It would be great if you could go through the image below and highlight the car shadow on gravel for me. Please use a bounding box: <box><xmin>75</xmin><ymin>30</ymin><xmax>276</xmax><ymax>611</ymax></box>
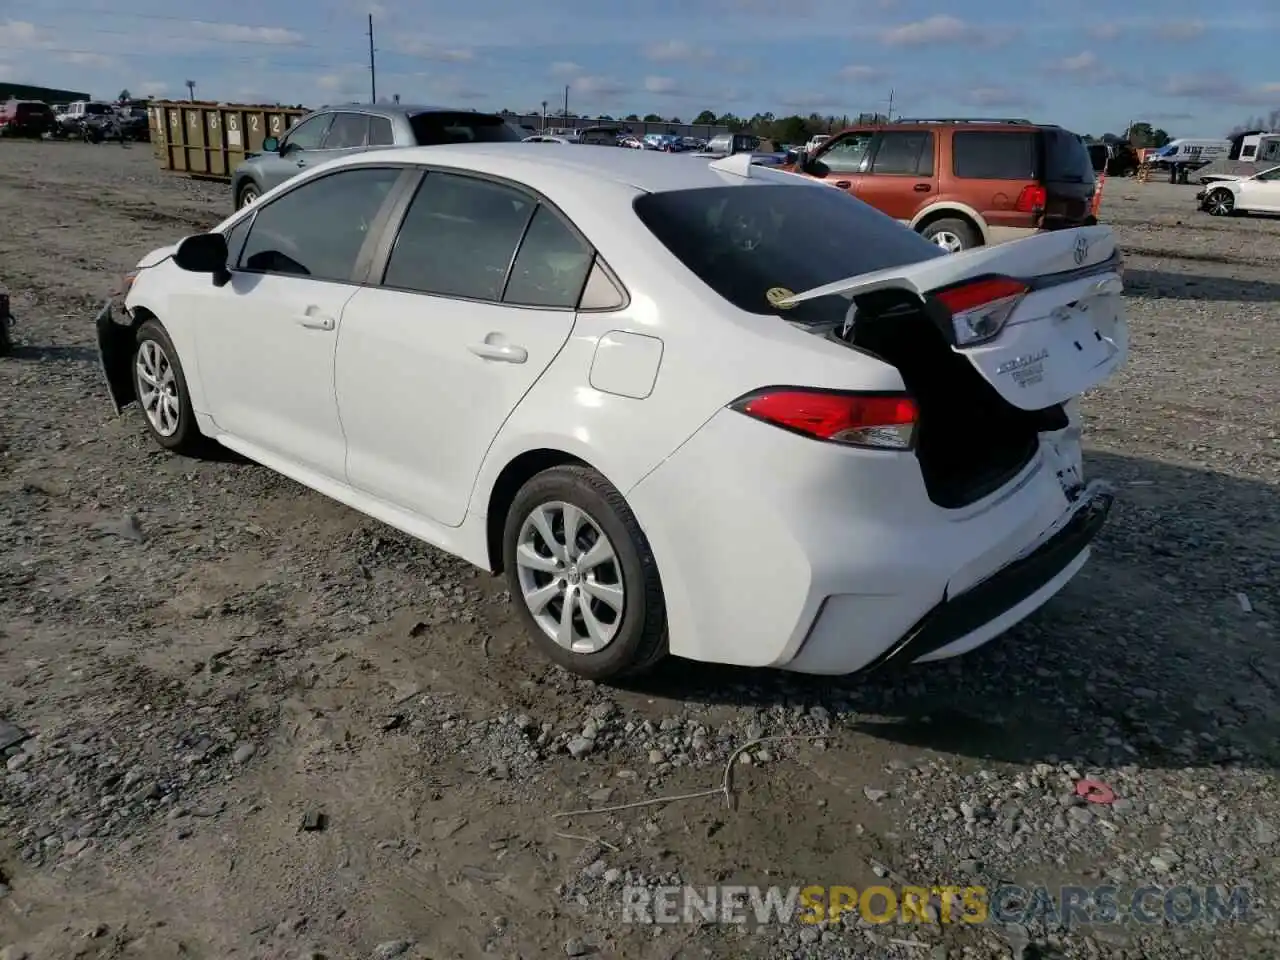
<box><xmin>1123</xmin><ymin>268</ymin><xmax>1280</xmax><ymax>302</ymax></box>
<box><xmin>628</xmin><ymin>450</ymin><xmax>1280</xmax><ymax>772</ymax></box>
<box><xmin>7</xmin><ymin>343</ymin><xmax>100</xmax><ymax>363</ymax></box>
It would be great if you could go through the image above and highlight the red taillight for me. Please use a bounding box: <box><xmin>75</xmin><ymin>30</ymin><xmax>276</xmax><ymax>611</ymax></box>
<box><xmin>1015</xmin><ymin>185</ymin><xmax>1047</xmax><ymax>213</ymax></box>
<box><xmin>731</xmin><ymin>389</ymin><xmax>918</xmax><ymax>450</ymax></box>
<box><xmin>931</xmin><ymin>275</ymin><xmax>1029</xmax><ymax>346</ymax></box>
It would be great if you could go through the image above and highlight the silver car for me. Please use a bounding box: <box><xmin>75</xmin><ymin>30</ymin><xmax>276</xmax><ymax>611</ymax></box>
<box><xmin>230</xmin><ymin>104</ymin><xmax>523</xmax><ymax>209</ymax></box>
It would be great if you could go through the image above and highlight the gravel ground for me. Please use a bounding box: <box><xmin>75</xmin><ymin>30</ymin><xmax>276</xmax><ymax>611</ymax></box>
<box><xmin>0</xmin><ymin>141</ymin><xmax>1277</xmax><ymax>960</ymax></box>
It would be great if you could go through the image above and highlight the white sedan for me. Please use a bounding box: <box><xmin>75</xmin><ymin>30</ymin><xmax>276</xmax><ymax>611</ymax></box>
<box><xmin>95</xmin><ymin>144</ymin><xmax>1127</xmax><ymax>682</ymax></box>
<box><xmin>1197</xmin><ymin>164</ymin><xmax>1280</xmax><ymax>216</ymax></box>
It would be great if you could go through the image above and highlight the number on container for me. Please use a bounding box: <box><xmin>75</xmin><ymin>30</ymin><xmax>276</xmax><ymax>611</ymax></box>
<box><xmin>249</xmin><ymin>115</ymin><xmax>259</xmax><ymax>131</ymax></box>
<box><xmin>228</xmin><ymin>115</ymin><xmax>239</xmax><ymax>132</ymax></box>
<box><xmin>209</xmin><ymin>113</ymin><xmax>219</xmax><ymax>129</ymax></box>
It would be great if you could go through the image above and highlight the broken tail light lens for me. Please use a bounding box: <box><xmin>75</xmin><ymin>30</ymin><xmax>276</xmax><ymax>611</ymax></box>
<box><xmin>730</xmin><ymin>389</ymin><xmax>918</xmax><ymax>450</ymax></box>
<box><xmin>931</xmin><ymin>276</ymin><xmax>1029</xmax><ymax>347</ymax></box>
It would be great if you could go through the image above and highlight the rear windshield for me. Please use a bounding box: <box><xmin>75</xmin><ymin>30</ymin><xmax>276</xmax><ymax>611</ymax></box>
<box><xmin>16</xmin><ymin>102</ymin><xmax>51</xmax><ymax>116</ymax></box>
<box><xmin>408</xmin><ymin>112</ymin><xmax>522</xmax><ymax>145</ymax></box>
<box><xmin>633</xmin><ymin>184</ymin><xmax>944</xmax><ymax>326</ymax></box>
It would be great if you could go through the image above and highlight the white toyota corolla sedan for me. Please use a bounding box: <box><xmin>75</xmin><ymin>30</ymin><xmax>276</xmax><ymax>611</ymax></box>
<box><xmin>95</xmin><ymin>144</ymin><xmax>1127</xmax><ymax>682</ymax></box>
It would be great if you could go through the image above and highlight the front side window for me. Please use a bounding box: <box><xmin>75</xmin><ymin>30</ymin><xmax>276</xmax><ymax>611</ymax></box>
<box><xmin>237</xmin><ymin>167</ymin><xmax>401</xmax><ymax>280</ymax></box>
<box><xmin>818</xmin><ymin>133</ymin><xmax>874</xmax><ymax>173</ymax></box>
<box><xmin>282</xmin><ymin>114</ymin><xmax>332</xmax><ymax>151</ymax></box>
<box><xmin>382</xmin><ymin>172</ymin><xmax>535</xmax><ymax>300</ymax></box>
<box><xmin>324</xmin><ymin>113</ymin><xmax>369</xmax><ymax>149</ymax></box>
<box><xmin>1255</xmin><ymin>166</ymin><xmax>1280</xmax><ymax>182</ymax></box>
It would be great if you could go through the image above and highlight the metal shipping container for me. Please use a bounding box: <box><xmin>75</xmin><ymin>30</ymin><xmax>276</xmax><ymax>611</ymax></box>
<box><xmin>148</xmin><ymin>100</ymin><xmax>308</xmax><ymax>180</ymax></box>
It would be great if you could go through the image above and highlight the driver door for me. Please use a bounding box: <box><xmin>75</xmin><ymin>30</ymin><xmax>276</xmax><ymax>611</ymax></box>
<box><xmin>183</xmin><ymin>165</ymin><xmax>406</xmax><ymax>480</ymax></box>
<box><xmin>257</xmin><ymin>112</ymin><xmax>333</xmax><ymax>192</ymax></box>
<box><xmin>809</xmin><ymin>131</ymin><xmax>874</xmax><ymax>197</ymax></box>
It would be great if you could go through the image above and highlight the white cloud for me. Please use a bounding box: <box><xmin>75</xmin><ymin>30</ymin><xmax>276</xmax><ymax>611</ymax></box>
<box><xmin>391</xmin><ymin>39</ymin><xmax>475</xmax><ymax>61</ymax></box>
<box><xmin>569</xmin><ymin>75</ymin><xmax>627</xmax><ymax>98</ymax></box>
<box><xmin>0</xmin><ymin>20</ymin><xmax>40</xmax><ymax>45</ymax></box>
<box><xmin>1154</xmin><ymin>20</ymin><xmax>1205</xmax><ymax>41</ymax></box>
<box><xmin>549</xmin><ymin>61</ymin><xmax>583</xmax><ymax>77</ymax></box>
<box><xmin>644</xmin><ymin>76</ymin><xmax>680</xmax><ymax>95</ymax></box>
<box><xmin>880</xmin><ymin>16</ymin><xmax>972</xmax><ymax>46</ymax></box>
<box><xmin>1054</xmin><ymin>51</ymin><xmax>1097</xmax><ymax>73</ymax></box>
<box><xmin>838</xmin><ymin>64</ymin><xmax>886</xmax><ymax>82</ymax></box>
<box><xmin>961</xmin><ymin>86</ymin><xmax>1034</xmax><ymax>108</ymax></box>
<box><xmin>60</xmin><ymin>51</ymin><xmax>117</xmax><ymax>69</ymax></box>
<box><xmin>643</xmin><ymin>40</ymin><xmax>712</xmax><ymax>62</ymax></box>
<box><xmin>189</xmin><ymin>22</ymin><xmax>304</xmax><ymax>45</ymax></box>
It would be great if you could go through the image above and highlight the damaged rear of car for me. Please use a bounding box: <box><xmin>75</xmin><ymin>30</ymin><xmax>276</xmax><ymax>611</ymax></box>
<box><xmin>627</xmin><ymin>178</ymin><xmax>1125</xmax><ymax>674</ymax></box>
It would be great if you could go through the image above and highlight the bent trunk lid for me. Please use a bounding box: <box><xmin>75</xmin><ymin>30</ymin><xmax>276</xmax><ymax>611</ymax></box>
<box><xmin>777</xmin><ymin>225</ymin><xmax>1127</xmax><ymax>410</ymax></box>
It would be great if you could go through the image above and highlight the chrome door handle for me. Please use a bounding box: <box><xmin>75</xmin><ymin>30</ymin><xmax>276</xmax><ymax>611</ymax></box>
<box><xmin>468</xmin><ymin>342</ymin><xmax>528</xmax><ymax>363</ymax></box>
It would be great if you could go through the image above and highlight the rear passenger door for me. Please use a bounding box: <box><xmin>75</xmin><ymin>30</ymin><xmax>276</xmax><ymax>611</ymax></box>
<box><xmin>854</xmin><ymin>129</ymin><xmax>936</xmax><ymax>221</ymax></box>
<box><xmin>335</xmin><ymin>170</ymin><xmax>597</xmax><ymax>526</ymax></box>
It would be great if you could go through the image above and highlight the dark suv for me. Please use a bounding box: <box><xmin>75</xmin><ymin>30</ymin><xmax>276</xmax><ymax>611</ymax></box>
<box><xmin>0</xmin><ymin>100</ymin><xmax>54</xmax><ymax>138</ymax></box>
<box><xmin>787</xmin><ymin>118</ymin><xmax>1099</xmax><ymax>252</ymax></box>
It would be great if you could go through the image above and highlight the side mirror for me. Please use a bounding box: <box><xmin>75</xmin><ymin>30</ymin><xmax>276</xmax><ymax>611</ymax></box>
<box><xmin>262</xmin><ymin>136</ymin><xmax>280</xmax><ymax>153</ymax></box>
<box><xmin>174</xmin><ymin>232</ymin><xmax>229</xmax><ymax>274</ymax></box>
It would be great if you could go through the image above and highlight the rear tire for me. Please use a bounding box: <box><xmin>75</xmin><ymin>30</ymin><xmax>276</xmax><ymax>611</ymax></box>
<box><xmin>503</xmin><ymin>466</ymin><xmax>668</xmax><ymax>682</ymax></box>
<box><xmin>132</xmin><ymin>319</ymin><xmax>209</xmax><ymax>456</ymax></box>
<box><xmin>920</xmin><ymin>217</ymin><xmax>979</xmax><ymax>253</ymax></box>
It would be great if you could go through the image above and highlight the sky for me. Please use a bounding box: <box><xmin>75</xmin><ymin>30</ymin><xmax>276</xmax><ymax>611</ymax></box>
<box><xmin>1</xmin><ymin>0</ymin><xmax>1278</xmax><ymax>137</ymax></box>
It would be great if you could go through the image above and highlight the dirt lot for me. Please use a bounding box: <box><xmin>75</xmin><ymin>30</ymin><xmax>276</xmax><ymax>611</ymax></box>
<box><xmin>1</xmin><ymin>141</ymin><xmax>1277</xmax><ymax>960</ymax></box>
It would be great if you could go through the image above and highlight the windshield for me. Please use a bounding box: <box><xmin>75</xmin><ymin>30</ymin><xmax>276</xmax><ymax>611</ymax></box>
<box><xmin>85</xmin><ymin>103</ymin><xmax>113</xmax><ymax>115</ymax></box>
<box><xmin>408</xmin><ymin>112</ymin><xmax>522</xmax><ymax>145</ymax></box>
<box><xmin>633</xmin><ymin>184</ymin><xmax>944</xmax><ymax>326</ymax></box>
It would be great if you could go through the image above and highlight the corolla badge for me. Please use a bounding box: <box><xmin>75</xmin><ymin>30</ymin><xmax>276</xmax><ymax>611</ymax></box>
<box><xmin>1073</xmin><ymin>235</ymin><xmax>1090</xmax><ymax>265</ymax></box>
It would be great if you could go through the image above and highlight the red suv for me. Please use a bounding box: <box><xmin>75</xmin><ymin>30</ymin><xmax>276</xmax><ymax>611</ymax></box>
<box><xmin>788</xmin><ymin>118</ymin><xmax>1099</xmax><ymax>252</ymax></box>
<box><xmin>0</xmin><ymin>99</ymin><xmax>55</xmax><ymax>139</ymax></box>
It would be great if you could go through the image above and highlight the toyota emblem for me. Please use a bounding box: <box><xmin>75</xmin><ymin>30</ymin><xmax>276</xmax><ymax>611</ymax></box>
<box><xmin>1073</xmin><ymin>235</ymin><xmax>1089</xmax><ymax>265</ymax></box>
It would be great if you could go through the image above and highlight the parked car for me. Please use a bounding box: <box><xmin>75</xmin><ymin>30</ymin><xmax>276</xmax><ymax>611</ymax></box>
<box><xmin>523</xmin><ymin>135</ymin><xmax>572</xmax><ymax>144</ymax></box>
<box><xmin>788</xmin><ymin>117</ymin><xmax>1099</xmax><ymax>252</ymax></box>
<box><xmin>115</xmin><ymin>105</ymin><xmax>151</xmax><ymax>142</ymax></box>
<box><xmin>0</xmin><ymin>99</ymin><xmax>55</xmax><ymax>138</ymax></box>
<box><xmin>230</xmin><ymin>104</ymin><xmax>523</xmax><ymax>209</ymax></box>
<box><xmin>1197</xmin><ymin>164</ymin><xmax>1280</xmax><ymax>216</ymax></box>
<box><xmin>53</xmin><ymin>100</ymin><xmax>116</xmax><ymax>139</ymax></box>
<box><xmin>95</xmin><ymin>145</ymin><xmax>1126</xmax><ymax>681</ymax></box>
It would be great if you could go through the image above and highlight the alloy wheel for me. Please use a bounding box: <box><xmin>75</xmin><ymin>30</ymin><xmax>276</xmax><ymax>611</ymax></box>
<box><xmin>1208</xmin><ymin>190</ymin><xmax>1234</xmax><ymax>216</ymax></box>
<box><xmin>514</xmin><ymin>501</ymin><xmax>625</xmax><ymax>654</ymax></box>
<box><xmin>931</xmin><ymin>230</ymin><xmax>964</xmax><ymax>253</ymax></box>
<box><xmin>135</xmin><ymin>339</ymin><xmax>180</xmax><ymax>437</ymax></box>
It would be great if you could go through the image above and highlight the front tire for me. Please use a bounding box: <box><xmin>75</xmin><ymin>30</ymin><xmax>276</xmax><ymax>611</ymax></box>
<box><xmin>236</xmin><ymin>182</ymin><xmax>260</xmax><ymax>209</ymax></box>
<box><xmin>920</xmin><ymin>217</ymin><xmax>978</xmax><ymax>253</ymax></box>
<box><xmin>132</xmin><ymin>319</ymin><xmax>208</xmax><ymax>455</ymax></box>
<box><xmin>503</xmin><ymin>466</ymin><xmax>667</xmax><ymax>682</ymax></box>
<box><xmin>1204</xmin><ymin>188</ymin><xmax>1235</xmax><ymax>217</ymax></box>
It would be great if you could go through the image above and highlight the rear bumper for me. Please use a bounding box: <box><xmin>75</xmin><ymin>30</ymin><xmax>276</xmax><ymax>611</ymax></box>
<box><xmin>861</xmin><ymin>487</ymin><xmax>1111</xmax><ymax>670</ymax></box>
<box><xmin>627</xmin><ymin>407</ymin><xmax>1107</xmax><ymax>675</ymax></box>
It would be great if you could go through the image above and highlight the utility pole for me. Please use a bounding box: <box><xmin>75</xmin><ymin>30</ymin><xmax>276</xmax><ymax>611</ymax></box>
<box><xmin>563</xmin><ymin>85</ymin><xmax>569</xmax><ymax>121</ymax></box>
<box><xmin>885</xmin><ymin>88</ymin><xmax>895</xmax><ymax>122</ymax></box>
<box><xmin>185</xmin><ymin>79</ymin><xmax>196</xmax><ymax>102</ymax></box>
<box><xmin>368</xmin><ymin>14</ymin><xmax>377</xmax><ymax>104</ymax></box>
<box><xmin>541</xmin><ymin>100</ymin><xmax>548</xmax><ymax>131</ymax></box>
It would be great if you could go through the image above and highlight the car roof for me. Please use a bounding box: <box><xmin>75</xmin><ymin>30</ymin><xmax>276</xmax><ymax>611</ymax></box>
<box><xmin>328</xmin><ymin>141</ymin><xmax>773</xmax><ymax>193</ymax></box>
<box><xmin>308</xmin><ymin>103</ymin><xmax>503</xmax><ymax>119</ymax></box>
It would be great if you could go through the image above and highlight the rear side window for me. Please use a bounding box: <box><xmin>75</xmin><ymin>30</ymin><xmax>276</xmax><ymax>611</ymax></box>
<box><xmin>952</xmin><ymin>131</ymin><xmax>1037</xmax><ymax>180</ymax></box>
<box><xmin>324</xmin><ymin>113</ymin><xmax>369</xmax><ymax>149</ymax></box>
<box><xmin>870</xmin><ymin>131</ymin><xmax>934</xmax><ymax>176</ymax></box>
<box><xmin>502</xmin><ymin>206</ymin><xmax>594</xmax><ymax>308</ymax></box>
<box><xmin>633</xmin><ymin>184</ymin><xmax>944</xmax><ymax>327</ymax></box>
<box><xmin>383</xmin><ymin>172</ymin><xmax>535</xmax><ymax>300</ymax></box>
<box><xmin>369</xmin><ymin>116</ymin><xmax>394</xmax><ymax>146</ymax></box>
<box><xmin>408</xmin><ymin>112</ymin><xmax>522</xmax><ymax>145</ymax></box>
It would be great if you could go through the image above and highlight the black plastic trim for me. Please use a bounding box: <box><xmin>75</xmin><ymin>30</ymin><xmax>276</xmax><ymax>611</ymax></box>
<box><xmin>860</xmin><ymin>490</ymin><xmax>1113</xmax><ymax>672</ymax></box>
